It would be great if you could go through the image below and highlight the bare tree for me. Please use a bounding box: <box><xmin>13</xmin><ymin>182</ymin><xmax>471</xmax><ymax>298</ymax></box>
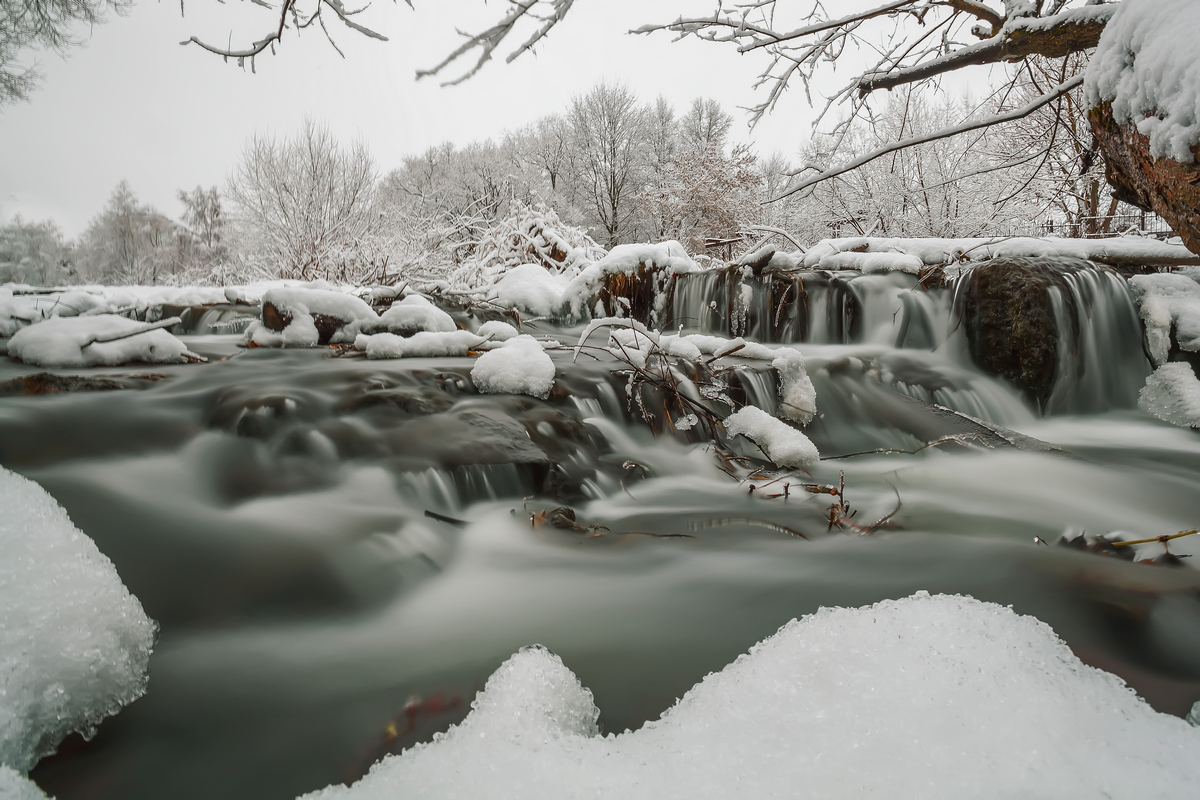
<box><xmin>0</xmin><ymin>0</ymin><xmax>130</xmax><ymax>103</ymax></box>
<box><xmin>679</xmin><ymin>97</ymin><xmax>733</xmax><ymax>153</ymax></box>
<box><xmin>77</xmin><ymin>181</ymin><xmax>178</xmax><ymax>284</ymax></box>
<box><xmin>567</xmin><ymin>81</ymin><xmax>647</xmax><ymax>247</ymax></box>
<box><xmin>228</xmin><ymin>119</ymin><xmax>377</xmax><ymax>280</ymax></box>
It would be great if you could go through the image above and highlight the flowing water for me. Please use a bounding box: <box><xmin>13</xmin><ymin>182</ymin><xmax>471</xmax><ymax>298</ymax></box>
<box><xmin>6</xmin><ymin>266</ymin><xmax>1200</xmax><ymax>799</ymax></box>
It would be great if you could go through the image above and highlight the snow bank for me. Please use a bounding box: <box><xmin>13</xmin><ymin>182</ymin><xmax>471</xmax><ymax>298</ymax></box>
<box><xmin>724</xmin><ymin>405</ymin><xmax>819</xmax><ymax>469</ymax></box>
<box><xmin>488</xmin><ymin>264</ymin><xmax>569</xmax><ymax>317</ymax></box>
<box><xmin>1086</xmin><ymin>0</ymin><xmax>1200</xmax><ymax>163</ymax></box>
<box><xmin>470</xmin><ymin>335</ymin><xmax>556</xmax><ymax>399</ymax></box>
<box><xmin>1139</xmin><ymin>362</ymin><xmax>1200</xmax><ymax>428</ymax></box>
<box><xmin>1129</xmin><ymin>271</ymin><xmax>1200</xmax><ymax>365</ymax></box>
<box><xmin>772</xmin><ymin>348</ymin><xmax>817</xmax><ymax>424</ymax></box>
<box><xmin>804</xmin><ymin>235</ymin><xmax>1195</xmax><ymax>270</ymax></box>
<box><xmin>377</xmin><ymin>295</ymin><xmax>456</xmax><ymax>335</ymax></box>
<box><xmin>302</xmin><ymin>592</ymin><xmax>1200</xmax><ymax>800</ymax></box>
<box><xmin>353</xmin><ymin>330</ymin><xmax>485</xmax><ymax>360</ymax></box>
<box><xmin>1</xmin><ymin>468</ymin><xmax>155</xmax><ymax>775</ymax></box>
<box><xmin>7</xmin><ymin>315</ymin><xmax>194</xmax><ymax>368</ymax></box>
<box><xmin>563</xmin><ymin>241</ymin><xmax>700</xmax><ymax>318</ymax></box>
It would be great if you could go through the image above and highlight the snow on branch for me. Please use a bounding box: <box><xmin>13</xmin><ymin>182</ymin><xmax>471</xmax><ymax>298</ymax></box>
<box><xmin>416</xmin><ymin>0</ymin><xmax>577</xmax><ymax>86</ymax></box>
<box><xmin>777</xmin><ymin>75</ymin><xmax>1084</xmax><ymax>201</ymax></box>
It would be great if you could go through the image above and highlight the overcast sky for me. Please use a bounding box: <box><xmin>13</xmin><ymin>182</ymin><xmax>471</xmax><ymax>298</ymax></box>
<box><xmin>0</xmin><ymin>0</ymin><xmax>846</xmax><ymax>237</ymax></box>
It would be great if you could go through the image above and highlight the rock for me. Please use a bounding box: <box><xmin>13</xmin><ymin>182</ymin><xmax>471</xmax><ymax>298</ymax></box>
<box><xmin>261</xmin><ymin>302</ymin><xmax>348</xmax><ymax>346</ymax></box>
<box><xmin>1089</xmin><ymin>101</ymin><xmax>1200</xmax><ymax>255</ymax></box>
<box><xmin>0</xmin><ymin>372</ymin><xmax>166</xmax><ymax>397</ymax></box>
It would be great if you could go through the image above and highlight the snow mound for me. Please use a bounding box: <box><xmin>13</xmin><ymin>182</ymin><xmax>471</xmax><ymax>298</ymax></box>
<box><xmin>488</xmin><ymin>264</ymin><xmax>568</xmax><ymax>317</ymax></box>
<box><xmin>1</xmin><ymin>468</ymin><xmax>156</xmax><ymax>774</ymax></box>
<box><xmin>724</xmin><ymin>405</ymin><xmax>820</xmax><ymax>469</ymax></box>
<box><xmin>772</xmin><ymin>348</ymin><xmax>817</xmax><ymax>424</ymax></box>
<box><xmin>1139</xmin><ymin>362</ymin><xmax>1200</xmax><ymax>428</ymax></box>
<box><xmin>353</xmin><ymin>330</ymin><xmax>485</xmax><ymax>360</ymax></box>
<box><xmin>471</xmin><ymin>335</ymin><xmax>555</xmax><ymax>399</ymax></box>
<box><xmin>7</xmin><ymin>315</ymin><xmax>194</xmax><ymax>368</ymax></box>
<box><xmin>1129</xmin><ymin>272</ymin><xmax>1200</xmax><ymax>365</ymax></box>
<box><xmin>0</xmin><ymin>289</ymin><xmax>115</xmax><ymax>337</ymax></box>
<box><xmin>301</xmin><ymin>592</ymin><xmax>1200</xmax><ymax>800</ymax></box>
<box><xmin>1086</xmin><ymin>0</ymin><xmax>1200</xmax><ymax>163</ymax></box>
<box><xmin>475</xmin><ymin>320</ymin><xmax>518</xmax><ymax>342</ymax></box>
<box><xmin>377</xmin><ymin>295</ymin><xmax>456</xmax><ymax>334</ymax></box>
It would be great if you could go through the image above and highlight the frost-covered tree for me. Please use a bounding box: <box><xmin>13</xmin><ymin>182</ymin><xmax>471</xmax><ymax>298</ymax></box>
<box><xmin>76</xmin><ymin>181</ymin><xmax>177</xmax><ymax>284</ymax></box>
<box><xmin>0</xmin><ymin>216</ymin><xmax>74</xmax><ymax>285</ymax></box>
<box><xmin>679</xmin><ymin>97</ymin><xmax>733</xmax><ymax>153</ymax></box>
<box><xmin>228</xmin><ymin>120</ymin><xmax>377</xmax><ymax>280</ymax></box>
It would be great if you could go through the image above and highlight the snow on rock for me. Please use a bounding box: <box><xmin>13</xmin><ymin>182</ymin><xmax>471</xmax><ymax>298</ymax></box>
<box><xmin>818</xmin><ymin>250</ymin><xmax>924</xmax><ymax>274</ymax></box>
<box><xmin>681</xmin><ymin>334</ymin><xmax>779</xmax><ymax>361</ymax></box>
<box><xmin>475</xmin><ymin>320</ymin><xmax>519</xmax><ymax>342</ymax></box>
<box><xmin>377</xmin><ymin>295</ymin><xmax>457</xmax><ymax>335</ymax></box>
<box><xmin>248</xmin><ymin>287</ymin><xmax>379</xmax><ymax>347</ymax></box>
<box><xmin>301</xmin><ymin>592</ymin><xmax>1200</xmax><ymax>800</ymax></box>
<box><xmin>1129</xmin><ymin>271</ymin><xmax>1200</xmax><ymax>365</ymax></box>
<box><xmin>7</xmin><ymin>315</ymin><xmax>194</xmax><ymax>368</ymax></box>
<box><xmin>488</xmin><ymin>264</ymin><xmax>569</xmax><ymax>317</ymax></box>
<box><xmin>804</xmin><ymin>236</ymin><xmax>1196</xmax><ymax>270</ymax></box>
<box><xmin>353</xmin><ymin>330</ymin><xmax>485</xmax><ymax>360</ymax></box>
<box><xmin>1086</xmin><ymin>0</ymin><xmax>1200</xmax><ymax>163</ymax></box>
<box><xmin>723</xmin><ymin>405</ymin><xmax>819</xmax><ymax>469</ymax></box>
<box><xmin>772</xmin><ymin>348</ymin><xmax>817</xmax><ymax>424</ymax></box>
<box><xmin>471</xmin><ymin>335</ymin><xmax>556</xmax><ymax>400</ymax></box>
<box><xmin>563</xmin><ymin>241</ymin><xmax>700</xmax><ymax>318</ymax></box>
<box><xmin>1</xmin><ymin>468</ymin><xmax>155</xmax><ymax>775</ymax></box>
<box><xmin>1139</xmin><ymin>362</ymin><xmax>1200</xmax><ymax>428</ymax></box>
<box><xmin>0</xmin><ymin>290</ymin><xmax>115</xmax><ymax>337</ymax></box>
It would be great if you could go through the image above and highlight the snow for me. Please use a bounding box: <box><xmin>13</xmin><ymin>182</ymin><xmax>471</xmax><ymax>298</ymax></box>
<box><xmin>377</xmin><ymin>294</ymin><xmax>457</xmax><ymax>334</ymax></box>
<box><xmin>817</xmin><ymin>250</ymin><xmax>924</xmax><ymax>274</ymax></box>
<box><xmin>247</xmin><ymin>286</ymin><xmax>379</xmax><ymax>348</ymax></box>
<box><xmin>470</xmin><ymin>335</ymin><xmax>556</xmax><ymax>400</ymax></box>
<box><xmin>680</xmin><ymin>334</ymin><xmax>779</xmax><ymax>361</ymax></box>
<box><xmin>0</xmin><ymin>289</ymin><xmax>116</xmax><ymax>337</ymax></box>
<box><xmin>0</xmin><ymin>767</ymin><xmax>47</xmax><ymax>800</ymax></box>
<box><xmin>1129</xmin><ymin>271</ymin><xmax>1200</xmax><ymax>365</ymax></box>
<box><xmin>1139</xmin><ymin>363</ymin><xmax>1200</xmax><ymax>428</ymax></box>
<box><xmin>1</xmin><ymin>468</ymin><xmax>155</xmax><ymax>775</ymax></box>
<box><xmin>1086</xmin><ymin>0</ymin><xmax>1200</xmax><ymax>163</ymax></box>
<box><xmin>804</xmin><ymin>235</ymin><xmax>1196</xmax><ymax>270</ymax></box>
<box><xmin>724</xmin><ymin>405</ymin><xmax>820</xmax><ymax>469</ymax></box>
<box><xmin>488</xmin><ymin>264</ymin><xmax>569</xmax><ymax>317</ymax></box>
<box><xmin>7</xmin><ymin>315</ymin><xmax>195</xmax><ymax>368</ymax></box>
<box><xmin>563</xmin><ymin>241</ymin><xmax>699</xmax><ymax>318</ymax></box>
<box><xmin>353</xmin><ymin>330</ymin><xmax>485</xmax><ymax>360</ymax></box>
<box><xmin>301</xmin><ymin>592</ymin><xmax>1200</xmax><ymax>800</ymax></box>
<box><xmin>772</xmin><ymin>348</ymin><xmax>817</xmax><ymax>424</ymax></box>
<box><xmin>475</xmin><ymin>320</ymin><xmax>519</xmax><ymax>342</ymax></box>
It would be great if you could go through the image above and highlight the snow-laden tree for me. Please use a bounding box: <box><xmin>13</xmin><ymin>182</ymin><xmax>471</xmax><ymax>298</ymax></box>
<box><xmin>0</xmin><ymin>216</ymin><xmax>74</xmax><ymax>285</ymax></box>
<box><xmin>227</xmin><ymin>119</ymin><xmax>377</xmax><ymax>281</ymax></box>
<box><xmin>76</xmin><ymin>181</ymin><xmax>178</xmax><ymax>284</ymax></box>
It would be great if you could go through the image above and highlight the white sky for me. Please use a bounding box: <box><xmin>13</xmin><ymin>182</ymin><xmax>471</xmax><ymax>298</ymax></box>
<box><xmin>0</xmin><ymin>0</ymin><xmax>833</xmax><ymax>237</ymax></box>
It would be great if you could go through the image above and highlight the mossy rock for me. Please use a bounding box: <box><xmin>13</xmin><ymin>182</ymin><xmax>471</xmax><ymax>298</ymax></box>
<box><xmin>961</xmin><ymin>257</ymin><xmax>1088</xmax><ymax>409</ymax></box>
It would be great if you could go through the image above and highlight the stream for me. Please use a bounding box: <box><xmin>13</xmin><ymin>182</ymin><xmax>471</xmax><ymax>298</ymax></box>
<box><xmin>5</xmin><ymin>264</ymin><xmax>1200</xmax><ymax>799</ymax></box>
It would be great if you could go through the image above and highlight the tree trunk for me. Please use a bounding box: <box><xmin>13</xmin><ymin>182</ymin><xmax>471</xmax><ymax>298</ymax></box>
<box><xmin>1089</xmin><ymin>101</ymin><xmax>1200</xmax><ymax>254</ymax></box>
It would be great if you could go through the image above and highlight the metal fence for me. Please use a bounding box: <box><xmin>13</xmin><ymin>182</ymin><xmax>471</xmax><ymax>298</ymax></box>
<box><xmin>1037</xmin><ymin>212</ymin><xmax>1175</xmax><ymax>240</ymax></box>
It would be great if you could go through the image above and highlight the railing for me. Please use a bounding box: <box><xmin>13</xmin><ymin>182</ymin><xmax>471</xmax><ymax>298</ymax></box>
<box><xmin>1038</xmin><ymin>212</ymin><xmax>1175</xmax><ymax>240</ymax></box>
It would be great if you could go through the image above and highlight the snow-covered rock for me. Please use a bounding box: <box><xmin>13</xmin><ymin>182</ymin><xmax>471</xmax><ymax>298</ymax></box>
<box><xmin>377</xmin><ymin>294</ymin><xmax>457</xmax><ymax>335</ymax></box>
<box><xmin>723</xmin><ymin>405</ymin><xmax>820</xmax><ymax>469</ymax></box>
<box><xmin>563</xmin><ymin>241</ymin><xmax>700</xmax><ymax>318</ymax></box>
<box><xmin>475</xmin><ymin>320</ymin><xmax>519</xmax><ymax>342</ymax></box>
<box><xmin>471</xmin><ymin>335</ymin><xmax>556</xmax><ymax>400</ymax></box>
<box><xmin>300</xmin><ymin>592</ymin><xmax>1200</xmax><ymax>800</ymax></box>
<box><xmin>1139</xmin><ymin>362</ymin><xmax>1200</xmax><ymax>428</ymax></box>
<box><xmin>772</xmin><ymin>348</ymin><xmax>817</xmax><ymax>424</ymax></box>
<box><xmin>353</xmin><ymin>330</ymin><xmax>485</xmax><ymax>360</ymax></box>
<box><xmin>7</xmin><ymin>315</ymin><xmax>195</xmax><ymax>368</ymax></box>
<box><xmin>488</xmin><ymin>264</ymin><xmax>569</xmax><ymax>317</ymax></box>
<box><xmin>1086</xmin><ymin>0</ymin><xmax>1200</xmax><ymax>163</ymax></box>
<box><xmin>249</xmin><ymin>287</ymin><xmax>379</xmax><ymax>347</ymax></box>
<box><xmin>1</xmin><ymin>468</ymin><xmax>156</xmax><ymax>775</ymax></box>
<box><xmin>1129</xmin><ymin>271</ymin><xmax>1200</xmax><ymax>365</ymax></box>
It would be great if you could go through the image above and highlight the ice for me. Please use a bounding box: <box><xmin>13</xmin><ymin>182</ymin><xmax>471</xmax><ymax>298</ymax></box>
<box><xmin>723</xmin><ymin>405</ymin><xmax>820</xmax><ymax>469</ymax></box>
<box><xmin>474</xmin><ymin>320</ymin><xmax>519</xmax><ymax>342</ymax></box>
<box><xmin>488</xmin><ymin>264</ymin><xmax>569</xmax><ymax>317</ymax></box>
<box><xmin>1086</xmin><ymin>0</ymin><xmax>1200</xmax><ymax>163</ymax></box>
<box><xmin>1</xmin><ymin>468</ymin><xmax>156</xmax><ymax>775</ymax></box>
<box><xmin>377</xmin><ymin>295</ymin><xmax>456</xmax><ymax>334</ymax></box>
<box><xmin>772</xmin><ymin>347</ymin><xmax>817</xmax><ymax>424</ymax></box>
<box><xmin>0</xmin><ymin>767</ymin><xmax>47</xmax><ymax>800</ymax></box>
<box><xmin>470</xmin><ymin>335</ymin><xmax>556</xmax><ymax>399</ymax></box>
<box><xmin>1129</xmin><ymin>272</ymin><xmax>1200</xmax><ymax>366</ymax></box>
<box><xmin>352</xmin><ymin>330</ymin><xmax>485</xmax><ymax>360</ymax></box>
<box><xmin>301</xmin><ymin>592</ymin><xmax>1200</xmax><ymax>800</ymax></box>
<box><xmin>1138</xmin><ymin>362</ymin><xmax>1200</xmax><ymax>428</ymax></box>
<box><xmin>6</xmin><ymin>315</ymin><xmax>195</xmax><ymax>368</ymax></box>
